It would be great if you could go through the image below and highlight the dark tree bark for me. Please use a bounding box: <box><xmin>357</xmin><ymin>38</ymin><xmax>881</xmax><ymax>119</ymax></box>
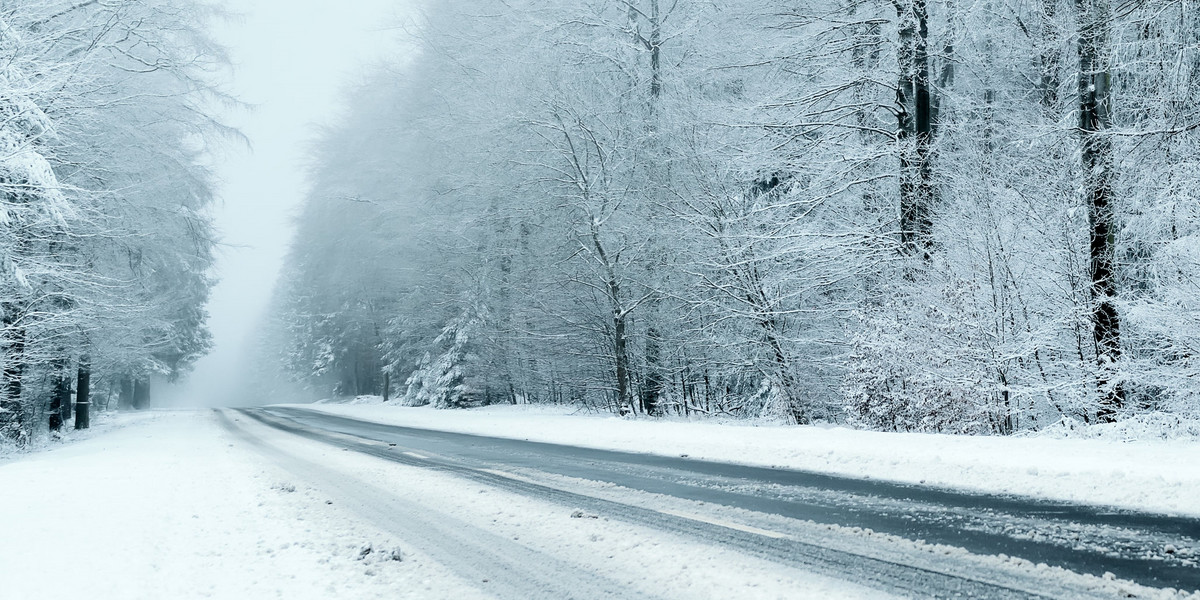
<box><xmin>642</xmin><ymin>327</ymin><xmax>663</xmax><ymax>416</ymax></box>
<box><xmin>612</xmin><ymin>295</ymin><xmax>633</xmax><ymax>415</ymax></box>
<box><xmin>75</xmin><ymin>356</ymin><xmax>91</xmax><ymax>430</ymax></box>
<box><xmin>49</xmin><ymin>360</ymin><xmax>71</xmax><ymax>432</ymax></box>
<box><xmin>118</xmin><ymin>375</ymin><xmax>135</xmax><ymax>410</ymax></box>
<box><xmin>132</xmin><ymin>378</ymin><xmax>150</xmax><ymax>410</ymax></box>
<box><xmin>587</xmin><ymin>218</ymin><xmax>636</xmax><ymax>415</ymax></box>
<box><xmin>0</xmin><ymin>311</ymin><xmax>27</xmax><ymax>442</ymax></box>
<box><xmin>61</xmin><ymin>367</ymin><xmax>73</xmax><ymax>424</ymax></box>
<box><xmin>1076</xmin><ymin>0</ymin><xmax>1123</xmax><ymax>420</ymax></box>
<box><xmin>896</xmin><ymin>0</ymin><xmax>936</xmax><ymax>258</ymax></box>
<box><xmin>49</xmin><ymin>396</ymin><xmax>62</xmax><ymax>432</ymax></box>
<box><xmin>382</xmin><ymin>371</ymin><xmax>390</xmax><ymax>402</ymax></box>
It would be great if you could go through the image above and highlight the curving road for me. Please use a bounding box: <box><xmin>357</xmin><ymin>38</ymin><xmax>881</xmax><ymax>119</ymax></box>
<box><xmin>227</xmin><ymin>406</ymin><xmax>1200</xmax><ymax>599</ymax></box>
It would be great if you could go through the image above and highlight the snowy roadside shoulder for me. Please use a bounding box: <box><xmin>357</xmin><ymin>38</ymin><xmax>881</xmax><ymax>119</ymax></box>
<box><xmin>286</xmin><ymin>400</ymin><xmax>1200</xmax><ymax>518</ymax></box>
<box><xmin>0</xmin><ymin>409</ymin><xmax>484</xmax><ymax>600</ymax></box>
<box><xmin>0</xmin><ymin>409</ymin><xmax>160</xmax><ymax>462</ymax></box>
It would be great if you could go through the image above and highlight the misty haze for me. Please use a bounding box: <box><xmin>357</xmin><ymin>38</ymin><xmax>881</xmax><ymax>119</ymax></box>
<box><xmin>1</xmin><ymin>0</ymin><xmax>1199</xmax><ymax>599</ymax></box>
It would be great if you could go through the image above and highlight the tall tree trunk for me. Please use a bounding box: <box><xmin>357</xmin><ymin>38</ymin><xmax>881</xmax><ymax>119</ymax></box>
<box><xmin>49</xmin><ymin>393</ymin><xmax>62</xmax><ymax>432</ymax></box>
<box><xmin>133</xmin><ymin>378</ymin><xmax>150</xmax><ymax>410</ymax></box>
<box><xmin>75</xmin><ymin>356</ymin><xmax>91</xmax><ymax>430</ymax></box>
<box><xmin>612</xmin><ymin>294</ymin><xmax>633</xmax><ymax>415</ymax></box>
<box><xmin>382</xmin><ymin>371</ymin><xmax>390</xmax><ymax>402</ymax></box>
<box><xmin>61</xmin><ymin>364</ymin><xmax>73</xmax><ymax>424</ymax></box>
<box><xmin>118</xmin><ymin>375</ymin><xmax>135</xmax><ymax>410</ymax></box>
<box><xmin>753</xmin><ymin>290</ymin><xmax>806</xmax><ymax>424</ymax></box>
<box><xmin>896</xmin><ymin>0</ymin><xmax>936</xmax><ymax>258</ymax></box>
<box><xmin>642</xmin><ymin>327</ymin><xmax>663</xmax><ymax>416</ymax></box>
<box><xmin>49</xmin><ymin>359</ymin><xmax>71</xmax><ymax>432</ymax></box>
<box><xmin>1077</xmin><ymin>0</ymin><xmax>1123</xmax><ymax>420</ymax></box>
<box><xmin>0</xmin><ymin>312</ymin><xmax>27</xmax><ymax>442</ymax></box>
<box><xmin>588</xmin><ymin>219</ymin><xmax>635</xmax><ymax>415</ymax></box>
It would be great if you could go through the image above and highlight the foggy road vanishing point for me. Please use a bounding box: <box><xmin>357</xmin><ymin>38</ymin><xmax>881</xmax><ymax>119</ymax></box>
<box><xmin>217</xmin><ymin>407</ymin><xmax>1200</xmax><ymax>600</ymax></box>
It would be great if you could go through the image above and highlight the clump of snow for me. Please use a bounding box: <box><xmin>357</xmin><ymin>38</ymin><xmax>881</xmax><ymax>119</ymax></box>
<box><xmin>357</xmin><ymin>542</ymin><xmax>404</xmax><ymax>563</ymax></box>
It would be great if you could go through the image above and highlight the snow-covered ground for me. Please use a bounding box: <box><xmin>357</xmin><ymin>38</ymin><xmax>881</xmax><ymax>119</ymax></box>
<box><xmin>0</xmin><ymin>411</ymin><xmax>484</xmax><ymax>600</ymax></box>
<box><xmin>0</xmin><ymin>410</ymin><xmax>156</xmax><ymax>459</ymax></box>
<box><xmin>0</xmin><ymin>409</ymin><xmax>895</xmax><ymax>600</ymax></box>
<box><xmin>293</xmin><ymin>399</ymin><xmax>1200</xmax><ymax>517</ymax></box>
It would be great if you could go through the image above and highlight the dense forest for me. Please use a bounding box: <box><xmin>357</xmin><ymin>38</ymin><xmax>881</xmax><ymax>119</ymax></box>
<box><xmin>0</xmin><ymin>0</ymin><xmax>228</xmax><ymax>444</ymax></box>
<box><xmin>255</xmin><ymin>0</ymin><xmax>1199</xmax><ymax>435</ymax></box>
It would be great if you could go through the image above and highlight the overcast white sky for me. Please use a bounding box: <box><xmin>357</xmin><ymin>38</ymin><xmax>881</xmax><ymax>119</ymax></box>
<box><xmin>168</xmin><ymin>0</ymin><xmax>415</xmax><ymax>406</ymax></box>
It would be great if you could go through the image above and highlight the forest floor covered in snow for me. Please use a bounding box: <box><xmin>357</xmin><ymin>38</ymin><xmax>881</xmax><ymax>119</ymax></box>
<box><xmin>295</xmin><ymin>399</ymin><xmax>1200</xmax><ymax>518</ymax></box>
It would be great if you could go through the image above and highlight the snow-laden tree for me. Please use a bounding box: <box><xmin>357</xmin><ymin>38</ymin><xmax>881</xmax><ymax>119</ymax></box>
<box><xmin>259</xmin><ymin>0</ymin><xmax>1200</xmax><ymax>436</ymax></box>
<box><xmin>0</xmin><ymin>0</ymin><xmax>231</xmax><ymax>442</ymax></box>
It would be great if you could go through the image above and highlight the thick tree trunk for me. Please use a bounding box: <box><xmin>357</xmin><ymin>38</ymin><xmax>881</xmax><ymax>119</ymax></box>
<box><xmin>0</xmin><ymin>314</ymin><xmax>27</xmax><ymax>442</ymax></box>
<box><xmin>1077</xmin><ymin>0</ymin><xmax>1123</xmax><ymax>420</ymax></box>
<box><xmin>642</xmin><ymin>327</ymin><xmax>663</xmax><ymax>416</ymax></box>
<box><xmin>118</xmin><ymin>375</ymin><xmax>134</xmax><ymax>410</ymax></box>
<box><xmin>49</xmin><ymin>395</ymin><xmax>62</xmax><ymax>432</ymax></box>
<box><xmin>612</xmin><ymin>299</ymin><xmax>633</xmax><ymax>415</ymax></box>
<box><xmin>61</xmin><ymin>367</ymin><xmax>73</xmax><ymax>424</ymax></box>
<box><xmin>896</xmin><ymin>0</ymin><xmax>935</xmax><ymax>258</ymax></box>
<box><xmin>75</xmin><ymin>357</ymin><xmax>91</xmax><ymax>430</ymax></box>
<box><xmin>49</xmin><ymin>361</ymin><xmax>71</xmax><ymax>432</ymax></box>
<box><xmin>382</xmin><ymin>371</ymin><xmax>390</xmax><ymax>402</ymax></box>
<box><xmin>133</xmin><ymin>378</ymin><xmax>150</xmax><ymax>410</ymax></box>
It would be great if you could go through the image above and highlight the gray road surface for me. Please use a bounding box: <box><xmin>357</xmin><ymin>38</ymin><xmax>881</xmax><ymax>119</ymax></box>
<box><xmin>229</xmin><ymin>406</ymin><xmax>1200</xmax><ymax>599</ymax></box>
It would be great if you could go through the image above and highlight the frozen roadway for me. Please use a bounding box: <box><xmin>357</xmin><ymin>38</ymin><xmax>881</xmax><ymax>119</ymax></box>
<box><xmin>213</xmin><ymin>406</ymin><xmax>1200</xmax><ymax>600</ymax></box>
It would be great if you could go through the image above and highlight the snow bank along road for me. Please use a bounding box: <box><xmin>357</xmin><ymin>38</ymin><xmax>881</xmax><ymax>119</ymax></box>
<box><xmin>233</xmin><ymin>406</ymin><xmax>1200</xmax><ymax>599</ymax></box>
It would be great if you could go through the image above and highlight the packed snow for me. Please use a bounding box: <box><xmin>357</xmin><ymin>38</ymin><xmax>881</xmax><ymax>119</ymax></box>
<box><xmin>0</xmin><ymin>409</ymin><xmax>899</xmax><ymax>600</ymax></box>
<box><xmin>229</xmin><ymin>409</ymin><xmax>901</xmax><ymax>600</ymax></box>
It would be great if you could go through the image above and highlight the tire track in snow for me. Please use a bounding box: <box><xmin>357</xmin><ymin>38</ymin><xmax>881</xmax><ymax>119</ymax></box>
<box><xmin>215</xmin><ymin>410</ymin><xmax>658</xmax><ymax>600</ymax></box>
<box><xmin>236</xmin><ymin>408</ymin><xmax>1063</xmax><ymax>600</ymax></box>
<box><xmin>261</xmin><ymin>405</ymin><xmax>1200</xmax><ymax>594</ymax></box>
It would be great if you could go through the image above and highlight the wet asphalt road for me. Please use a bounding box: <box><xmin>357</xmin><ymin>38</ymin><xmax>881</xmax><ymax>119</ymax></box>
<box><xmin>249</xmin><ymin>406</ymin><xmax>1200</xmax><ymax>597</ymax></box>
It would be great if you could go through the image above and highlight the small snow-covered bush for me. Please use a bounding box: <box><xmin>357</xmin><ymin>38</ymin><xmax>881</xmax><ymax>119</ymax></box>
<box><xmin>843</xmin><ymin>283</ymin><xmax>1009</xmax><ymax>435</ymax></box>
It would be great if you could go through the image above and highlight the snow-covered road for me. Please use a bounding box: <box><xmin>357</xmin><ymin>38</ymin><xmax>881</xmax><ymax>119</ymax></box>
<box><xmin>0</xmin><ymin>410</ymin><xmax>888</xmax><ymax>599</ymax></box>
<box><xmin>243</xmin><ymin>407</ymin><xmax>1199</xmax><ymax>599</ymax></box>
<box><xmin>3</xmin><ymin>409</ymin><xmax>1197</xmax><ymax>599</ymax></box>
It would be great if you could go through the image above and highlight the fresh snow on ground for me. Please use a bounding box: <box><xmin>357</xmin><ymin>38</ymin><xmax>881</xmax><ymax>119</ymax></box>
<box><xmin>0</xmin><ymin>410</ymin><xmax>485</xmax><ymax>600</ymax></box>
<box><xmin>0</xmin><ymin>410</ymin><xmax>157</xmax><ymax>459</ymax></box>
<box><xmin>1</xmin><ymin>409</ymin><xmax>899</xmax><ymax>600</ymax></box>
<box><xmin>294</xmin><ymin>399</ymin><xmax>1200</xmax><ymax>517</ymax></box>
